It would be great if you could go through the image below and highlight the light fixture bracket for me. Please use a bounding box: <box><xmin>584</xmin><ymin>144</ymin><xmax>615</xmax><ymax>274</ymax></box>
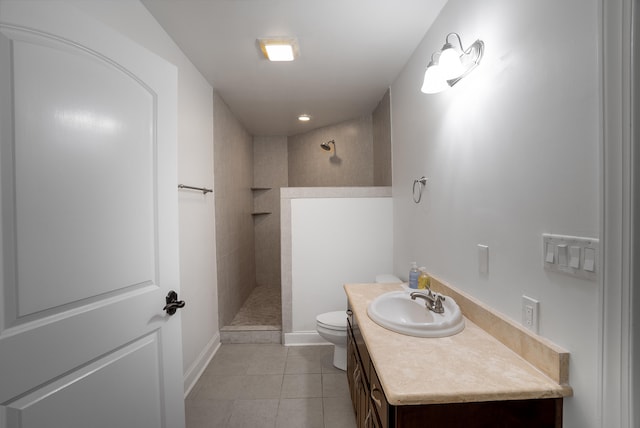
<box><xmin>421</xmin><ymin>32</ymin><xmax>484</xmax><ymax>94</ymax></box>
<box><xmin>447</xmin><ymin>39</ymin><xmax>484</xmax><ymax>87</ymax></box>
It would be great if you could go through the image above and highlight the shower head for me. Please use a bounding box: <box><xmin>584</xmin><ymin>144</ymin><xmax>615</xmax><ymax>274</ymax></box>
<box><xmin>320</xmin><ymin>140</ymin><xmax>335</xmax><ymax>152</ymax></box>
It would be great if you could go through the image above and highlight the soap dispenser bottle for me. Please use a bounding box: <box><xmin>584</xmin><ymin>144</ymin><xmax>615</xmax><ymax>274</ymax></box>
<box><xmin>409</xmin><ymin>262</ymin><xmax>419</xmax><ymax>289</ymax></box>
<box><xmin>417</xmin><ymin>267</ymin><xmax>431</xmax><ymax>290</ymax></box>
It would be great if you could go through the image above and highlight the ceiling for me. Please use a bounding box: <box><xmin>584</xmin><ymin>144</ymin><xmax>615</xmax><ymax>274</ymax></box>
<box><xmin>141</xmin><ymin>0</ymin><xmax>448</xmax><ymax>136</ymax></box>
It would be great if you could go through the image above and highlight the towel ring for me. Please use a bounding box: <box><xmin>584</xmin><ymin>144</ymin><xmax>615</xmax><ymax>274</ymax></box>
<box><xmin>412</xmin><ymin>176</ymin><xmax>428</xmax><ymax>203</ymax></box>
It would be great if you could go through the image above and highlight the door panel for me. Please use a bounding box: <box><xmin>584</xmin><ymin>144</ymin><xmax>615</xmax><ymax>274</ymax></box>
<box><xmin>0</xmin><ymin>2</ymin><xmax>184</xmax><ymax>427</ymax></box>
<box><xmin>11</xmin><ymin>30</ymin><xmax>156</xmax><ymax>317</ymax></box>
<box><xmin>5</xmin><ymin>334</ymin><xmax>162</xmax><ymax>428</ymax></box>
<box><xmin>1</xmin><ymin>286</ymin><xmax>161</xmax><ymax>406</ymax></box>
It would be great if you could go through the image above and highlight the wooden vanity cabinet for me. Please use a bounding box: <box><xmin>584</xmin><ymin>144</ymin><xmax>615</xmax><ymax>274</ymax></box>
<box><xmin>346</xmin><ymin>311</ymin><xmax>564</xmax><ymax>428</ymax></box>
<box><xmin>347</xmin><ymin>317</ymin><xmax>382</xmax><ymax>428</ymax></box>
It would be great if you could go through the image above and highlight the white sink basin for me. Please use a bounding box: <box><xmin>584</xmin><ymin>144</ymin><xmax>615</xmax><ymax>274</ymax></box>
<box><xmin>367</xmin><ymin>290</ymin><xmax>465</xmax><ymax>338</ymax></box>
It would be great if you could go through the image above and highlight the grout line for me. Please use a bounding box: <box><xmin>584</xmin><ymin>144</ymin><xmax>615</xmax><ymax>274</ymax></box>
<box><xmin>186</xmin><ymin>344</ymin><xmax>353</xmax><ymax>428</ymax></box>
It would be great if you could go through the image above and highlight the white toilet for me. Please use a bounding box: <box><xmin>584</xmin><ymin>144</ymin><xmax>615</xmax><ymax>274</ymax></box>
<box><xmin>316</xmin><ymin>274</ymin><xmax>401</xmax><ymax>370</ymax></box>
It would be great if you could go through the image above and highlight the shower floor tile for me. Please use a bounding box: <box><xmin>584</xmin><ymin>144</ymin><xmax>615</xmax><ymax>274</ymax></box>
<box><xmin>229</xmin><ymin>285</ymin><xmax>281</xmax><ymax>327</ymax></box>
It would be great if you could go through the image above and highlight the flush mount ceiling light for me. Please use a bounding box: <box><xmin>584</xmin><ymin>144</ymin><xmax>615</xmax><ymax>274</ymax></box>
<box><xmin>298</xmin><ymin>114</ymin><xmax>311</xmax><ymax>122</ymax></box>
<box><xmin>421</xmin><ymin>32</ymin><xmax>484</xmax><ymax>94</ymax></box>
<box><xmin>258</xmin><ymin>37</ymin><xmax>299</xmax><ymax>62</ymax></box>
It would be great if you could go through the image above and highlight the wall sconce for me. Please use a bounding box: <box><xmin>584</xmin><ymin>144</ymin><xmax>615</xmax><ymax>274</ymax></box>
<box><xmin>421</xmin><ymin>32</ymin><xmax>484</xmax><ymax>94</ymax></box>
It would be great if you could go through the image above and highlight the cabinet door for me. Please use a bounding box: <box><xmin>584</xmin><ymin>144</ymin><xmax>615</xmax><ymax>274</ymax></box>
<box><xmin>348</xmin><ymin>327</ymin><xmax>368</xmax><ymax>427</ymax></box>
<box><xmin>356</xmin><ymin>373</ymin><xmax>370</xmax><ymax>428</ymax></box>
<box><xmin>347</xmin><ymin>332</ymin><xmax>358</xmax><ymax>415</ymax></box>
<box><xmin>368</xmin><ymin>406</ymin><xmax>382</xmax><ymax>428</ymax></box>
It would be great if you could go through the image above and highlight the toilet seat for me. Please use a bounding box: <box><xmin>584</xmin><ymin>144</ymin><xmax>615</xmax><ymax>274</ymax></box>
<box><xmin>316</xmin><ymin>311</ymin><xmax>347</xmax><ymax>331</ymax></box>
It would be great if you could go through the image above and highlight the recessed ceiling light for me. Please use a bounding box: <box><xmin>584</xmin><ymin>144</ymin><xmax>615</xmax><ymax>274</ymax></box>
<box><xmin>298</xmin><ymin>114</ymin><xmax>311</xmax><ymax>122</ymax></box>
<box><xmin>258</xmin><ymin>37</ymin><xmax>299</xmax><ymax>62</ymax></box>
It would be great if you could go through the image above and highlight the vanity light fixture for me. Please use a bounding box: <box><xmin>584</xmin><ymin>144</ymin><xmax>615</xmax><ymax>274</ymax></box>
<box><xmin>421</xmin><ymin>32</ymin><xmax>484</xmax><ymax>94</ymax></box>
<box><xmin>258</xmin><ymin>37</ymin><xmax>299</xmax><ymax>62</ymax></box>
<box><xmin>298</xmin><ymin>114</ymin><xmax>311</xmax><ymax>122</ymax></box>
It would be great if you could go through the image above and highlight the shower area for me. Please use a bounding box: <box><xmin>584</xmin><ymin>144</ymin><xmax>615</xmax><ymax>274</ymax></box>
<box><xmin>213</xmin><ymin>90</ymin><xmax>391</xmax><ymax>344</ymax></box>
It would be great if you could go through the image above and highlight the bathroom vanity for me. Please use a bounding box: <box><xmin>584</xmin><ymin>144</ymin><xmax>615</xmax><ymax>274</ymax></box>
<box><xmin>344</xmin><ymin>283</ymin><xmax>572</xmax><ymax>428</ymax></box>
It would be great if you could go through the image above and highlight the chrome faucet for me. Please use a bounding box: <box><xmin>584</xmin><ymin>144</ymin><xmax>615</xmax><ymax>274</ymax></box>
<box><xmin>410</xmin><ymin>290</ymin><xmax>445</xmax><ymax>314</ymax></box>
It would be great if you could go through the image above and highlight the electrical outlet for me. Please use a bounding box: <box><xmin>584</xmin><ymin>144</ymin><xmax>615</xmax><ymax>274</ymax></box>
<box><xmin>522</xmin><ymin>295</ymin><xmax>539</xmax><ymax>334</ymax></box>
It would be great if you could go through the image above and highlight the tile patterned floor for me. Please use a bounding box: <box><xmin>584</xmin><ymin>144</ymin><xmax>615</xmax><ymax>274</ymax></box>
<box><xmin>229</xmin><ymin>286</ymin><xmax>281</xmax><ymax>327</ymax></box>
<box><xmin>186</xmin><ymin>344</ymin><xmax>356</xmax><ymax>428</ymax></box>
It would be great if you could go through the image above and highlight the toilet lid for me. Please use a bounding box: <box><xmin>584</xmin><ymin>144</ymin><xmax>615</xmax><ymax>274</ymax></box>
<box><xmin>316</xmin><ymin>311</ymin><xmax>348</xmax><ymax>329</ymax></box>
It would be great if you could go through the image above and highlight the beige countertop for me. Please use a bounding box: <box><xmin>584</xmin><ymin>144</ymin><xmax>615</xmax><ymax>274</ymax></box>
<box><xmin>344</xmin><ymin>283</ymin><xmax>573</xmax><ymax>406</ymax></box>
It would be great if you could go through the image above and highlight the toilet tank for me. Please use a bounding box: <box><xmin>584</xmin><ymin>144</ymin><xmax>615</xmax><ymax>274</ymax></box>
<box><xmin>375</xmin><ymin>274</ymin><xmax>401</xmax><ymax>283</ymax></box>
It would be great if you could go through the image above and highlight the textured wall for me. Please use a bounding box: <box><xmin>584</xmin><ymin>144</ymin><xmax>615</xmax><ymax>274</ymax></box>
<box><xmin>288</xmin><ymin>116</ymin><xmax>374</xmax><ymax>187</ymax></box>
<box><xmin>253</xmin><ymin>136</ymin><xmax>288</xmax><ymax>288</ymax></box>
<box><xmin>213</xmin><ymin>93</ymin><xmax>256</xmax><ymax>327</ymax></box>
<box><xmin>373</xmin><ymin>89</ymin><xmax>392</xmax><ymax>186</ymax></box>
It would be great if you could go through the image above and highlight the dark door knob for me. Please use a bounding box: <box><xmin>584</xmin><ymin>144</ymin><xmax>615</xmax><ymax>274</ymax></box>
<box><xmin>163</xmin><ymin>290</ymin><xmax>185</xmax><ymax>315</ymax></box>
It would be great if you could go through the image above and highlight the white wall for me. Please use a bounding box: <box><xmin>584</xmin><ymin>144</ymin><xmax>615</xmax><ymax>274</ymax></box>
<box><xmin>69</xmin><ymin>1</ymin><xmax>219</xmax><ymax>393</ymax></box>
<box><xmin>391</xmin><ymin>1</ymin><xmax>600</xmax><ymax>427</ymax></box>
<box><xmin>290</xmin><ymin>197</ymin><xmax>393</xmax><ymax>334</ymax></box>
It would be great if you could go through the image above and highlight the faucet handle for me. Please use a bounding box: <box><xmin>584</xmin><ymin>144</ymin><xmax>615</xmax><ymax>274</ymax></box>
<box><xmin>432</xmin><ymin>294</ymin><xmax>445</xmax><ymax>314</ymax></box>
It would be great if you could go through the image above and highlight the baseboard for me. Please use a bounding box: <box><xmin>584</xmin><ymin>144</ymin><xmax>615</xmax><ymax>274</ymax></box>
<box><xmin>183</xmin><ymin>333</ymin><xmax>220</xmax><ymax>398</ymax></box>
<box><xmin>283</xmin><ymin>331</ymin><xmax>330</xmax><ymax>346</ymax></box>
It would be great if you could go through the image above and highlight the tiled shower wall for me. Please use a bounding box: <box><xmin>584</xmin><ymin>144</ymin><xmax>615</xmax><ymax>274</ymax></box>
<box><xmin>287</xmin><ymin>115</ymin><xmax>374</xmax><ymax>187</ymax></box>
<box><xmin>373</xmin><ymin>90</ymin><xmax>392</xmax><ymax>186</ymax></box>
<box><xmin>216</xmin><ymin>90</ymin><xmax>391</xmax><ymax>328</ymax></box>
<box><xmin>251</xmin><ymin>90</ymin><xmax>392</xmax><ymax>303</ymax></box>
<box><xmin>253</xmin><ymin>136</ymin><xmax>288</xmax><ymax>288</ymax></box>
<box><xmin>287</xmin><ymin>89</ymin><xmax>391</xmax><ymax>187</ymax></box>
<box><xmin>213</xmin><ymin>93</ymin><xmax>256</xmax><ymax>327</ymax></box>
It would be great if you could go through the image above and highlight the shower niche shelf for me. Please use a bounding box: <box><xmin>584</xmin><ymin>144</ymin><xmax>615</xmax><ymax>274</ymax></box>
<box><xmin>251</xmin><ymin>187</ymin><xmax>272</xmax><ymax>216</ymax></box>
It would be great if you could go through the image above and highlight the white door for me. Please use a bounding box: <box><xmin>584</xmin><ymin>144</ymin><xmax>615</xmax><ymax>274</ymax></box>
<box><xmin>0</xmin><ymin>2</ymin><xmax>185</xmax><ymax>427</ymax></box>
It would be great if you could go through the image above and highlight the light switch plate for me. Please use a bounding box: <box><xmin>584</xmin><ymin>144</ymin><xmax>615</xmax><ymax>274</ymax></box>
<box><xmin>478</xmin><ymin>244</ymin><xmax>489</xmax><ymax>275</ymax></box>
<box><xmin>522</xmin><ymin>295</ymin><xmax>539</xmax><ymax>334</ymax></box>
<box><xmin>542</xmin><ymin>233</ymin><xmax>599</xmax><ymax>281</ymax></box>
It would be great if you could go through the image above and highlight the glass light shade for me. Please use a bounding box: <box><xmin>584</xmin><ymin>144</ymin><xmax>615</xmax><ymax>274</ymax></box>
<box><xmin>264</xmin><ymin>44</ymin><xmax>295</xmax><ymax>61</ymax></box>
<box><xmin>421</xmin><ymin>65</ymin><xmax>449</xmax><ymax>94</ymax></box>
<box><xmin>438</xmin><ymin>46</ymin><xmax>464</xmax><ymax>79</ymax></box>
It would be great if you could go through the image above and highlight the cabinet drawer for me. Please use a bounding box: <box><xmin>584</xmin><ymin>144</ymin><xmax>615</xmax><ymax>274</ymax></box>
<box><xmin>369</xmin><ymin>362</ymin><xmax>389</xmax><ymax>428</ymax></box>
